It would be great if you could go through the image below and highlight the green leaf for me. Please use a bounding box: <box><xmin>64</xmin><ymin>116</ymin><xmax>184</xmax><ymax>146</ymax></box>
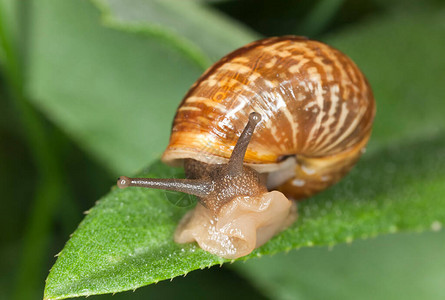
<box><xmin>92</xmin><ymin>0</ymin><xmax>260</xmax><ymax>64</ymax></box>
<box><xmin>26</xmin><ymin>0</ymin><xmax>256</xmax><ymax>175</ymax></box>
<box><xmin>44</xmin><ymin>161</ymin><xmax>226</xmax><ymax>300</ymax></box>
<box><xmin>44</xmin><ymin>134</ymin><xmax>445</xmax><ymax>299</ymax></box>
<box><xmin>298</xmin><ymin>0</ymin><xmax>345</xmax><ymax>36</ymax></box>
<box><xmin>44</xmin><ymin>8</ymin><xmax>445</xmax><ymax>300</ymax></box>
<box><xmin>233</xmin><ymin>231</ymin><xmax>445</xmax><ymax>300</ymax></box>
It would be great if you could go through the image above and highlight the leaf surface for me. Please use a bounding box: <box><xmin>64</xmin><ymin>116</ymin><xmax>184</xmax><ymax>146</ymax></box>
<box><xmin>44</xmin><ymin>8</ymin><xmax>445</xmax><ymax>300</ymax></box>
<box><xmin>45</xmin><ymin>133</ymin><xmax>445</xmax><ymax>299</ymax></box>
<box><xmin>234</xmin><ymin>231</ymin><xmax>445</xmax><ymax>300</ymax></box>
<box><xmin>92</xmin><ymin>0</ymin><xmax>259</xmax><ymax>64</ymax></box>
<box><xmin>26</xmin><ymin>0</ymin><xmax>256</xmax><ymax>175</ymax></box>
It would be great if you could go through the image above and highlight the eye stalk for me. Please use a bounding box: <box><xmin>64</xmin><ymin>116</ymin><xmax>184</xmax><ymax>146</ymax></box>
<box><xmin>117</xmin><ymin>175</ymin><xmax>212</xmax><ymax>198</ymax></box>
<box><xmin>227</xmin><ymin>112</ymin><xmax>261</xmax><ymax>176</ymax></box>
<box><xmin>117</xmin><ymin>112</ymin><xmax>265</xmax><ymax>211</ymax></box>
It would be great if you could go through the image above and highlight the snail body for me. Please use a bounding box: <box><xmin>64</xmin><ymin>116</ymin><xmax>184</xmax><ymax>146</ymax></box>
<box><xmin>118</xmin><ymin>36</ymin><xmax>375</xmax><ymax>259</ymax></box>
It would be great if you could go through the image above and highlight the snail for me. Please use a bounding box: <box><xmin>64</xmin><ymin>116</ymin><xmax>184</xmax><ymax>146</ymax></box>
<box><xmin>117</xmin><ymin>36</ymin><xmax>375</xmax><ymax>259</ymax></box>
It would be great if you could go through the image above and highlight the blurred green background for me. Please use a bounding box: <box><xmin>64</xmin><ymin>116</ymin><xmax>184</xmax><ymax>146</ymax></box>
<box><xmin>1</xmin><ymin>0</ymin><xmax>445</xmax><ymax>299</ymax></box>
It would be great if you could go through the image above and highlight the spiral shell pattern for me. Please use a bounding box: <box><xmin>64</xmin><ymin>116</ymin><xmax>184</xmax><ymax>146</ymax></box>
<box><xmin>162</xmin><ymin>36</ymin><xmax>375</xmax><ymax>199</ymax></box>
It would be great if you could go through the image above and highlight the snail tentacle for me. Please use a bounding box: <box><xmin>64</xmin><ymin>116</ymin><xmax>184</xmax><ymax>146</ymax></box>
<box><xmin>227</xmin><ymin>112</ymin><xmax>262</xmax><ymax>176</ymax></box>
<box><xmin>117</xmin><ymin>176</ymin><xmax>212</xmax><ymax>198</ymax></box>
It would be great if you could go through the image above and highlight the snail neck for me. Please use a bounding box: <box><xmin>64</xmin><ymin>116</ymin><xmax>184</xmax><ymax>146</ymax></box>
<box><xmin>184</xmin><ymin>159</ymin><xmax>267</xmax><ymax>212</ymax></box>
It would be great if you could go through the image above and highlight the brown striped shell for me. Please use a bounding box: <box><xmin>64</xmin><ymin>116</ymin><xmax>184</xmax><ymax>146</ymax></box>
<box><xmin>162</xmin><ymin>36</ymin><xmax>375</xmax><ymax>200</ymax></box>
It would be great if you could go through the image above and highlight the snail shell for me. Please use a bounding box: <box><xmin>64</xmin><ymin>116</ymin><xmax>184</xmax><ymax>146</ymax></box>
<box><xmin>162</xmin><ymin>36</ymin><xmax>375</xmax><ymax>200</ymax></box>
